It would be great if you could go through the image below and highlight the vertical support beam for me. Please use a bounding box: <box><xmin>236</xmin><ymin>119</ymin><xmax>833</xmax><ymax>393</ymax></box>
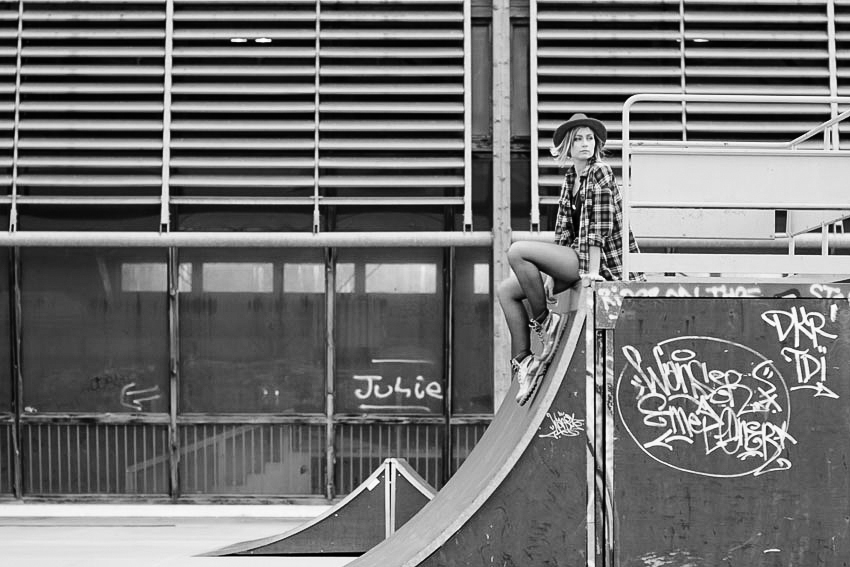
<box><xmin>442</xmin><ymin>247</ymin><xmax>454</xmax><ymax>483</ymax></box>
<box><xmin>678</xmin><ymin>0</ymin><xmax>687</xmax><ymax>141</ymax></box>
<box><xmin>312</xmin><ymin>1</ymin><xmax>322</xmax><ymax>233</ymax></box>
<box><xmin>827</xmin><ymin>0</ymin><xmax>839</xmax><ymax>149</ymax></box>
<box><xmin>528</xmin><ymin>0</ymin><xmax>539</xmax><ymax>230</ymax></box>
<box><xmin>9</xmin><ymin>0</ymin><xmax>22</xmax><ymax>232</ymax></box>
<box><xmin>167</xmin><ymin>247</ymin><xmax>180</xmax><ymax>501</ymax></box>
<box><xmin>161</xmin><ymin>0</ymin><xmax>174</xmax><ymax>231</ymax></box>
<box><xmin>462</xmin><ymin>0</ymin><xmax>473</xmax><ymax>230</ymax></box>
<box><xmin>584</xmin><ymin>283</ymin><xmax>596</xmax><ymax>567</ymax></box>
<box><xmin>603</xmin><ymin>326</ymin><xmax>616</xmax><ymax>567</ymax></box>
<box><xmin>325</xmin><ymin>247</ymin><xmax>336</xmax><ymax>499</ymax></box>
<box><xmin>9</xmin><ymin>247</ymin><xmax>22</xmax><ymax>498</ymax></box>
<box><xmin>491</xmin><ymin>0</ymin><xmax>512</xmax><ymax>409</ymax></box>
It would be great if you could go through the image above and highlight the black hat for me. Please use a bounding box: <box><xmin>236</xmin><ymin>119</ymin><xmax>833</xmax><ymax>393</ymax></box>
<box><xmin>552</xmin><ymin>113</ymin><xmax>607</xmax><ymax>148</ymax></box>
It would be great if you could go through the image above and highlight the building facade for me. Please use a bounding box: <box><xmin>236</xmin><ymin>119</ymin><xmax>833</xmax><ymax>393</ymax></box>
<box><xmin>1</xmin><ymin>0</ymin><xmax>849</xmax><ymax>501</ymax></box>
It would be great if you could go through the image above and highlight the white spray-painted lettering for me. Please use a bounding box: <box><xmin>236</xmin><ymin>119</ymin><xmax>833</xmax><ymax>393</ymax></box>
<box><xmin>353</xmin><ymin>375</ymin><xmax>443</xmax><ymax>402</ymax></box>
<box><xmin>539</xmin><ymin>411</ymin><xmax>585</xmax><ymax>439</ymax></box>
<box><xmin>618</xmin><ymin>337</ymin><xmax>795</xmax><ymax>477</ymax></box>
<box><xmin>120</xmin><ymin>383</ymin><xmax>162</xmax><ymax>411</ymax></box>
<box><xmin>761</xmin><ymin>306</ymin><xmax>840</xmax><ymax>399</ymax></box>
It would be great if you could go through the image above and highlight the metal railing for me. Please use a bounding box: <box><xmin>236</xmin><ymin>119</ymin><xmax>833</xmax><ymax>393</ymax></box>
<box><xmin>621</xmin><ymin>93</ymin><xmax>850</xmax><ymax>279</ymax></box>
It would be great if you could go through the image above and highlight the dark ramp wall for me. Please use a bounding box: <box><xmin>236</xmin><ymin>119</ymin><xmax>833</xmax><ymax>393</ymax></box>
<box><xmin>612</xmin><ymin>295</ymin><xmax>850</xmax><ymax>566</ymax></box>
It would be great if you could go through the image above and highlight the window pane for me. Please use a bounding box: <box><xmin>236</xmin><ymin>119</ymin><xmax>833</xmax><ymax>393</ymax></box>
<box><xmin>202</xmin><ymin>262</ymin><xmax>273</xmax><ymax>293</ymax></box>
<box><xmin>180</xmin><ymin>249</ymin><xmax>325</xmax><ymax>413</ymax></box>
<box><xmin>284</xmin><ymin>263</ymin><xmax>324</xmax><ymax>293</ymax></box>
<box><xmin>452</xmin><ymin>249</ymin><xmax>493</xmax><ymax>414</ymax></box>
<box><xmin>336</xmin><ymin>249</ymin><xmax>445</xmax><ymax>415</ymax></box>
<box><xmin>21</xmin><ymin>249</ymin><xmax>169</xmax><ymax>413</ymax></box>
<box><xmin>121</xmin><ymin>262</ymin><xmax>192</xmax><ymax>292</ymax></box>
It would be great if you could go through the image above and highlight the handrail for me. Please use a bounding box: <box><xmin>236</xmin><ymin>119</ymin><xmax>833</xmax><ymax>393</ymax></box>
<box><xmin>621</xmin><ymin>93</ymin><xmax>850</xmax><ymax>277</ymax></box>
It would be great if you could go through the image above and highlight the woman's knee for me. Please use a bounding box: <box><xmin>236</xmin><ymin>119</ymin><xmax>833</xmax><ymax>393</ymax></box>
<box><xmin>497</xmin><ymin>275</ymin><xmax>522</xmax><ymax>302</ymax></box>
<box><xmin>506</xmin><ymin>240</ymin><xmax>535</xmax><ymax>267</ymax></box>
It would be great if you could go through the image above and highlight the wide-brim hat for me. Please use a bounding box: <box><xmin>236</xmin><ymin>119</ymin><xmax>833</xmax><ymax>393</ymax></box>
<box><xmin>552</xmin><ymin>113</ymin><xmax>607</xmax><ymax>148</ymax></box>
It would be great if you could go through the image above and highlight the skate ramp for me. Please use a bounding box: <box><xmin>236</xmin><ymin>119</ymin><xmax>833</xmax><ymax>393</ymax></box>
<box><xmin>207</xmin><ymin>458</ymin><xmax>435</xmax><ymax>556</ymax></box>
<box><xmin>345</xmin><ymin>285</ymin><xmax>592</xmax><ymax>567</ymax></box>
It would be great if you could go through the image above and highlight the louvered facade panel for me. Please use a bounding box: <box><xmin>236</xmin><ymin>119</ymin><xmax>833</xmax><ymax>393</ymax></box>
<box><xmin>534</xmin><ymin>0</ymin><xmax>682</xmax><ymax>206</ymax></box>
<box><xmin>17</xmin><ymin>0</ymin><xmax>165</xmax><ymax>207</ymax></box>
<box><xmin>682</xmin><ymin>0</ymin><xmax>833</xmax><ymax>143</ymax></box>
<box><xmin>0</xmin><ymin>2</ymin><xmax>14</xmax><ymax>205</ymax></box>
<box><xmin>170</xmin><ymin>0</ymin><xmax>317</xmax><ymax>201</ymax></box>
<box><xmin>317</xmin><ymin>0</ymin><xmax>466</xmax><ymax>206</ymax></box>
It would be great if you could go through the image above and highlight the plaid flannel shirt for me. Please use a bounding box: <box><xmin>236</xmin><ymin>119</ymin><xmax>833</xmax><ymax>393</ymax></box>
<box><xmin>554</xmin><ymin>158</ymin><xmax>644</xmax><ymax>281</ymax></box>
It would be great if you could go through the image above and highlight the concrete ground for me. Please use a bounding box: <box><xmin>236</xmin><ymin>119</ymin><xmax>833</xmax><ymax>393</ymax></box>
<box><xmin>0</xmin><ymin>504</ymin><xmax>356</xmax><ymax>567</ymax></box>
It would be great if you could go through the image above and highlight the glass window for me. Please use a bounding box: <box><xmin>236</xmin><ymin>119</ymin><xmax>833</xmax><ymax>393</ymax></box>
<box><xmin>202</xmin><ymin>262</ymin><xmax>273</xmax><ymax>293</ymax></box>
<box><xmin>283</xmin><ymin>262</ymin><xmax>324</xmax><ymax>293</ymax></box>
<box><xmin>180</xmin><ymin>249</ymin><xmax>325</xmax><ymax>413</ymax></box>
<box><xmin>20</xmin><ymin>248</ymin><xmax>170</xmax><ymax>413</ymax></box>
<box><xmin>452</xmin><ymin>248</ymin><xmax>493</xmax><ymax>414</ymax></box>
<box><xmin>335</xmin><ymin>249</ymin><xmax>445</xmax><ymax>415</ymax></box>
<box><xmin>121</xmin><ymin>262</ymin><xmax>192</xmax><ymax>293</ymax></box>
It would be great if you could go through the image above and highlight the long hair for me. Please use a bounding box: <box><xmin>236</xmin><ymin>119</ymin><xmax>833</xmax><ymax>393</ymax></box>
<box><xmin>550</xmin><ymin>126</ymin><xmax>604</xmax><ymax>169</ymax></box>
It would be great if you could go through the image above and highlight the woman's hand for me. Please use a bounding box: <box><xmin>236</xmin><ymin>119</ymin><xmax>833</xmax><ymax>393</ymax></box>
<box><xmin>543</xmin><ymin>274</ymin><xmax>556</xmax><ymax>304</ymax></box>
<box><xmin>582</xmin><ymin>273</ymin><xmax>604</xmax><ymax>287</ymax></box>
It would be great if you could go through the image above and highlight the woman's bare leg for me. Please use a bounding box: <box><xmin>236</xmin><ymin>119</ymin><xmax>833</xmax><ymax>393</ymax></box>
<box><xmin>496</xmin><ymin>274</ymin><xmax>532</xmax><ymax>358</ymax></box>
<box><xmin>507</xmin><ymin>241</ymin><xmax>580</xmax><ymax>320</ymax></box>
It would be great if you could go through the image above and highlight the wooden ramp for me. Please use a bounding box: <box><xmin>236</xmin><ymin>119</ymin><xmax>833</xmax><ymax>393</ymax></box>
<box><xmin>206</xmin><ymin>458</ymin><xmax>435</xmax><ymax>556</ymax></box>
<box><xmin>345</xmin><ymin>286</ymin><xmax>592</xmax><ymax>567</ymax></box>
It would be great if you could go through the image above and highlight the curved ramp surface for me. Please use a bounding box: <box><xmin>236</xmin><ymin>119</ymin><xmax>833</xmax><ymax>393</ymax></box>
<box><xmin>346</xmin><ymin>287</ymin><xmax>591</xmax><ymax>567</ymax></box>
<box><xmin>207</xmin><ymin>458</ymin><xmax>435</xmax><ymax>556</ymax></box>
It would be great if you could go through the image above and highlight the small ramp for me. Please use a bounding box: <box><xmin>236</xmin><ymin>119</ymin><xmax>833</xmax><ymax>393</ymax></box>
<box><xmin>207</xmin><ymin>458</ymin><xmax>435</xmax><ymax>556</ymax></box>
<box><xmin>345</xmin><ymin>285</ymin><xmax>592</xmax><ymax>567</ymax></box>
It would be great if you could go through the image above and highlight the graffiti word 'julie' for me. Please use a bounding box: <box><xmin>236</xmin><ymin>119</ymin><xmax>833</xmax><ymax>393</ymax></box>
<box><xmin>762</xmin><ymin>306</ymin><xmax>839</xmax><ymax>399</ymax></box>
<box><xmin>539</xmin><ymin>411</ymin><xmax>584</xmax><ymax>439</ymax></box>
<box><xmin>353</xmin><ymin>375</ymin><xmax>443</xmax><ymax>402</ymax></box>
<box><xmin>621</xmin><ymin>341</ymin><xmax>796</xmax><ymax>477</ymax></box>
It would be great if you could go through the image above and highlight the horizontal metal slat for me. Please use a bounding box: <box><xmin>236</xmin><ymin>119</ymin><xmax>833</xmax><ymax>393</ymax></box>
<box><xmin>169</xmin><ymin>175</ymin><xmax>314</xmax><ymax>187</ymax></box>
<box><xmin>21</xmin><ymin>83</ymin><xmax>163</xmax><ymax>94</ymax></box>
<box><xmin>171</xmin><ymin>84</ymin><xmax>314</xmax><ymax>95</ymax></box>
<box><xmin>539</xmin><ymin>84</ymin><xmax>683</xmax><ymax>95</ymax></box>
<box><xmin>320</xmin><ymin>196</ymin><xmax>464</xmax><ymax>206</ymax></box>
<box><xmin>684</xmin><ymin>12</ymin><xmax>826</xmax><ymax>24</ymax></box>
<box><xmin>23</xmin><ymin>11</ymin><xmax>165</xmax><ymax>21</ymax></box>
<box><xmin>173</xmin><ymin>47</ymin><xmax>315</xmax><ymax>57</ymax></box>
<box><xmin>171</xmin><ymin>102</ymin><xmax>314</xmax><ymax>113</ymax></box>
<box><xmin>173</xmin><ymin>11</ymin><xmax>315</xmax><ymax>21</ymax></box>
<box><xmin>320</xmin><ymin>30</ymin><xmax>463</xmax><ymax>40</ymax></box>
<box><xmin>538</xmin><ymin>30</ymin><xmax>678</xmax><ymax>40</ymax></box>
<box><xmin>320</xmin><ymin>84</ymin><xmax>463</xmax><ymax>95</ymax></box>
<box><xmin>539</xmin><ymin>12</ymin><xmax>680</xmax><ymax>22</ymax></box>
<box><xmin>172</xmin><ymin>65</ymin><xmax>315</xmax><ymax>77</ymax></box>
<box><xmin>18</xmin><ymin>157</ymin><xmax>161</xmax><ymax>167</ymax></box>
<box><xmin>170</xmin><ymin>196</ymin><xmax>315</xmax><ymax>206</ymax></box>
<box><xmin>23</xmin><ymin>47</ymin><xmax>165</xmax><ymax>57</ymax></box>
<box><xmin>320</xmin><ymin>102</ymin><xmax>462</xmax><ymax>113</ymax></box>
<box><xmin>683</xmin><ymin>30</ymin><xmax>827</xmax><ymax>41</ymax></box>
<box><xmin>320</xmin><ymin>157</ymin><xmax>463</xmax><ymax>168</ymax></box>
<box><xmin>23</xmin><ymin>65</ymin><xmax>164</xmax><ymax>76</ymax></box>
<box><xmin>320</xmin><ymin>47</ymin><xmax>462</xmax><ymax>58</ymax></box>
<box><xmin>539</xmin><ymin>65</ymin><xmax>681</xmax><ymax>77</ymax></box>
<box><xmin>19</xmin><ymin>138</ymin><xmax>161</xmax><ymax>150</ymax></box>
<box><xmin>686</xmin><ymin>47</ymin><xmax>828</xmax><ymax>59</ymax></box>
<box><xmin>20</xmin><ymin>119</ymin><xmax>162</xmax><ymax>130</ymax></box>
<box><xmin>21</xmin><ymin>102</ymin><xmax>163</xmax><ymax>112</ymax></box>
<box><xmin>174</xmin><ymin>30</ymin><xmax>315</xmax><ymax>40</ymax></box>
<box><xmin>686</xmin><ymin>66</ymin><xmax>828</xmax><ymax>78</ymax></box>
<box><xmin>23</xmin><ymin>29</ymin><xmax>166</xmax><ymax>39</ymax></box>
<box><xmin>171</xmin><ymin>120</ymin><xmax>313</xmax><ymax>131</ymax></box>
<box><xmin>321</xmin><ymin>65</ymin><xmax>463</xmax><ymax>77</ymax></box>
<box><xmin>16</xmin><ymin>196</ymin><xmax>161</xmax><ymax>205</ymax></box>
<box><xmin>320</xmin><ymin>11</ymin><xmax>462</xmax><ymax>22</ymax></box>
<box><xmin>17</xmin><ymin>175</ymin><xmax>162</xmax><ymax>186</ymax></box>
<box><xmin>320</xmin><ymin>120</ymin><xmax>462</xmax><ymax>132</ymax></box>
<box><xmin>319</xmin><ymin>175</ymin><xmax>464</xmax><ymax>187</ymax></box>
<box><xmin>320</xmin><ymin>138</ymin><xmax>463</xmax><ymax>151</ymax></box>
<box><xmin>170</xmin><ymin>138</ymin><xmax>313</xmax><ymax>150</ymax></box>
<box><xmin>538</xmin><ymin>47</ymin><xmax>679</xmax><ymax>59</ymax></box>
<box><xmin>171</xmin><ymin>157</ymin><xmax>313</xmax><ymax>168</ymax></box>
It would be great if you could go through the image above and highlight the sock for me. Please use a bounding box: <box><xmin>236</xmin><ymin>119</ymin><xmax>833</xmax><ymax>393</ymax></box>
<box><xmin>532</xmin><ymin>309</ymin><xmax>548</xmax><ymax>325</ymax></box>
<box><xmin>512</xmin><ymin>350</ymin><xmax>531</xmax><ymax>364</ymax></box>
